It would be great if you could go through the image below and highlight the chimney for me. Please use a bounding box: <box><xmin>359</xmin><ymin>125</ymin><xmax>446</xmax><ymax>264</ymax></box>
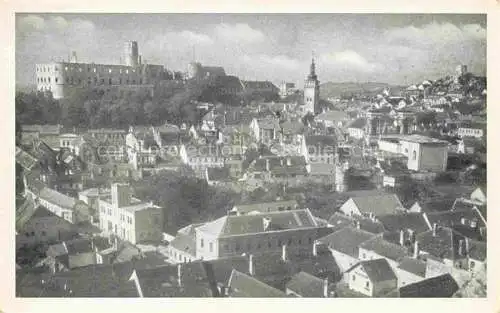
<box><xmin>263</xmin><ymin>217</ymin><xmax>271</xmax><ymax>231</ymax></box>
<box><xmin>432</xmin><ymin>223</ymin><xmax>437</xmax><ymax>237</ymax></box>
<box><xmin>460</xmin><ymin>217</ymin><xmax>466</xmax><ymax>225</ymax></box>
<box><xmin>458</xmin><ymin>239</ymin><xmax>464</xmax><ymax>256</ymax></box>
<box><xmin>281</xmin><ymin>244</ymin><xmax>287</xmax><ymax>262</ymax></box>
<box><xmin>114</xmin><ymin>237</ymin><xmax>118</xmax><ymax>250</ymax></box>
<box><xmin>248</xmin><ymin>254</ymin><xmax>254</xmax><ymax>276</ymax></box>
<box><xmin>408</xmin><ymin>229</ymin><xmax>415</xmax><ymax>244</ymax></box>
<box><xmin>323</xmin><ymin>278</ymin><xmax>328</xmax><ymax>298</ymax></box>
<box><xmin>177</xmin><ymin>263</ymin><xmax>182</xmax><ymax>286</ymax></box>
<box><xmin>313</xmin><ymin>241</ymin><xmax>318</xmax><ymax>256</ymax></box>
<box><xmin>399</xmin><ymin>229</ymin><xmax>405</xmax><ymax>246</ymax></box>
<box><xmin>413</xmin><ymin>241</ymin><xmax>419</xmax><ymax>259</ymax></box>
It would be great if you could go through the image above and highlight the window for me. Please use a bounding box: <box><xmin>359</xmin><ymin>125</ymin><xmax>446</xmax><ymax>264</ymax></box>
<box><xmin>55</xmin><ymin>77</ymin><xmax>58</xmax><ymax>83</ymax></box>
<box><xmin>31</xmin><ymin>231</ymin><xmax>35</xmax><ymax>236</ymax></box>
<box><xmin>209</xmin><ymin>242</ymin><xmax>213</xmax><ymax>252</ymax></box>
<box><xmin>365</xmin><ymin>281</ymin><xmax>369</xmax><ymax>289</ymax></box>
<box><xmin>246</xmin><ymin>243</ymin><xmax>251</xmax><ymax>250</ymax></box>
<box><xmin>412</xmin><ymin>151</ymin><xmax>417</xmax><ymax>160</ymax></box>
<box><xmin>288</xmin><ymin>238</ymin><xmax>292</xmax><ymax>245</ymax></box>
<box><xmin>235</xmin><ymin>243</ymin><xmax>240</xmax><ymax>251</ymax></box>
<box><xmin>200</xmin><ymin>239</ymin><xmax>204</xmax><ymax>248</ymax></box>
<box><xmin>470</xmin><ymin>261</ymin><xmax>475</xmax><ymax>269</ymax></box>
<box><xmin>352</xmin><ymin>275</ymin><xmax>356</xmax><ymax>281</ymax></box>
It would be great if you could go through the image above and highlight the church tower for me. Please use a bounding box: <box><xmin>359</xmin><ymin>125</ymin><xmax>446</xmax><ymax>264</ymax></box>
<box><xmin>303</xmin><ymin>56</ymin><xmax>320</xmax><ymax>115</ymax></box>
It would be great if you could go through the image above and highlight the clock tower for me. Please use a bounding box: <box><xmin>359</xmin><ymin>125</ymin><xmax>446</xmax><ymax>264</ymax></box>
<box><xmin>303</xmin><ymin>56</ymin><xmax>320</xmax><ymax>115</ymax></box>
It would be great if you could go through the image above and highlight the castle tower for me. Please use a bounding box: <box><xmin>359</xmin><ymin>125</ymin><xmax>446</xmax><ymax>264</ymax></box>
<box><xmin>303</xmin><ymin>56</ymin><xmax>320</xmax><ymax>115</ymax></box>
<box><xmin>124</xmin><ymin>41</ymin><xmax>139</xmax><ymax>67</ymax></box>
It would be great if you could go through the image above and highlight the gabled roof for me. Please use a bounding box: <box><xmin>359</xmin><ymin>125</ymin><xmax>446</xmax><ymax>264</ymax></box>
<box><xmin>133</xmin><ymin>262</ymin><xmax>218</xmax><ymax>297</ymax></box>
<box><xmin>16</xmin><ymin>146</ymin><xmax>39</xmax><ymax>171</ymax></box>
<box><xmin>256</xmin><ymin>117</ymin><xmax>280</xmax><ymax>130</ymax></box>
<box><xmin>39</xmin><ymin>188</ymin><xmax>76</xmax><ymax>210</ymax></box>
<box><xmin>327</xmin><ymin>213</ymin><xmax>354</xmax><ymax>233</ymax></box>
<box><xmin>359</xmin><ymin>235</ymin><xmax>409</xmax><ymax>261</ymax></box>
<box><xmin>348</xmin><ymin>194</ymin><xmax>404</xmax><ymax>216</ymax></box>
<box><xmin>305</xmin><ymin>135</ymin><xmax>336</xmax><ymax>148</ymax></box>
<box><xmin>377</xmin><ymin>213</ymin><xmax>430</xmax><ymax>234</ymax></box>
<box><xmin>286</xmin><ymin>271</ymin><xmax>325</xmax><ymax>297</ymax></box>
<box><xmin>397</xmin><ymin>257</ymin><xmax>427</xmax><ymax>278</ymax></box>
<box><xmin>416</xmin><ymin>226</ymin><xmax>465</xmax><ymax>261</ymax></box>
<box><xmin>204</xmin><ymin>256</ymin><xmax>251</xmax><ymax>285</ymax></box>
<box><xmin>356</xmin><ymin>258</ymin><xmax>397</xmax><ymax>283</ymax></box>
<box><xmin>317</xmin><ymin>227</ymin><xmax>376</xmax><ymax>258</ymax></box>
<box><xmin>398</xmin><ymin>274</ymin><xmax>458</xmax><ymax>297</ymax></box>
<box><xmin>228</xmin><ymin>269</ymin><xmax>286</xmax><ymax>297</ymax></box>
<box><xmin>169</xmin><ymin>233</ymin><xmax>196</xmax><ymax>257</ymax></box>
<box><xmin>16</xmin><ymin>196</ymin><xmax>39</xmax><ymax>230</ymax></box>
<box><xmin>424</xmin><ymin>209</ymin><xmax>485</xmax><ymax>229</ymax></box>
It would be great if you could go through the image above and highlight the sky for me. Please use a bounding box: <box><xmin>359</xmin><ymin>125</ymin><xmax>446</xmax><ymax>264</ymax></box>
<box><xmin>16</xmin><ymin>13</ymin><xmax>486</xmax><ymax>87</ymax></box>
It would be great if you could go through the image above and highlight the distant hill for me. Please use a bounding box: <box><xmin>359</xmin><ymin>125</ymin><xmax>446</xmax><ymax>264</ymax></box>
<box><xmin>320</xmin><ymin>82</ymin><xmax>405</xmax><ymax>99</ymax></box>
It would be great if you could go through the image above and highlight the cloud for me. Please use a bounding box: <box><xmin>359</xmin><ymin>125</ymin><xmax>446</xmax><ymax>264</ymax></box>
<box><xmin>18</xmin><ymin>15</ymin><xmax>46</xmax><ymax>32</ymax></box>
<box><xmin>178</xmin><ymin>30</ymin><xmax>213</xmax><ymax>45</ymax></box>
<box><xmin>320</xmin><ymin>50</ymin><xmax>379</xmax><ymax>72</ymax></box>
<box><xmin>385</xmin><ymin>22</ymin><xmax>486</xmax><ymax>46</ymax></box>
<box><xmin>241</xmin><ymin>54</ymin><xmax>301</xmax><ymax>71</ymax></box>
<box><xmin>214</xmin><ymin>23</ymin><xmax>265</xmax><ymax>43</ymax></box>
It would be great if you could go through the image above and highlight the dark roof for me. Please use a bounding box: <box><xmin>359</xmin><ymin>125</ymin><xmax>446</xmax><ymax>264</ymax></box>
<box><xmin>358</xmin><ymin>258</ymin><xmax>397</xmax><ymax>282</ymax></box>
<box><xmin>204</xmin><ymin>256</ymin><xmax>251</xmax><ymax>285</ymax></box>
<box><xmin>305</xmin><ymin>135</ymin><xmax>336</xmax><ymax>148</ymax></box>
<box><xmin>397</xmin><ymin>257</ymin><xmax>427</xmax><ymax>277</ymax></box>
<box><xmin>317</xmin><ymin>227</ymin><xmax>376</xmax><ymax>258</ymax></box>
<box><xmin>286</xmin><ymin>271</ymin><xmax>325</xmax><ymax>297</ymax></box>
<box><xmin>16</xmin><ymin>196</ymin><xmax>39</xmax><ymax>230</ymax></box>
<box><xmin>327</xmin><ymin>213</ymin><xmax>355</xmax><ymax>233</ymax></box>
<box><xmin>22</xmin><ymin>124</ymin><xmax>62</xmax><ymax>135</ymax></box>
<box><xmin>377</xmin><ymin>213</ymin><xmax>430</xmax><ymax>234</ymax></box>
<box><xmin>242</xmin><ymin>80</ymin><xmax>278</xmax><ymax>91</ymax></box>
<box><xmin>348</xmin><ymin>194</ymin><xmax>404</xmax><ymax>216</ymax></box>
<box><xmin>228</xmin><ymin>269</ymin><xmax>286</xmax><ymax>297</ymax></box>
<box><xmin>416</xmin><ymin>226</ymin><xmax>465</xmax><ymax>261</ymax></box>
<box><xmin>133</xmin><ymin>262</ymin><xmax>218</xmax><ymax>297</ymax></box>
<box><xmin>398</xmin><ymin>274</ymin><xmax>459</xmax><ymax>297</ymax></box>
<box><xmin>206</xmin><ymin>166</ymin><xmax>232</xmax><ymax>182</ymax></box>
<box><xmin>467</xmin><ymin>240</ymin><xmax>486</xmax><ymax>261</ymax></box>
<box><xmin>65</xmin><ymin>238</ymin><xmax>94</xmax><ymax>255</ymax></box>
<box><xmin>348</xmin><ymin>118</ymin><xmax>367</xmax><ymax>129</ymax></box>
<box><xmin>16</xmin><ymin>146</ymin><xmax>39</xmax><ymax>171</ymax></box>
<box><xmin>359</xmin><ymin>236</ymin><xmax>409</xmax><ymax>261</ymax></box>
<box><xmin>425</xmin><ymin>209</ymin><xmax>485</xmax><ymax>229</ymax></box>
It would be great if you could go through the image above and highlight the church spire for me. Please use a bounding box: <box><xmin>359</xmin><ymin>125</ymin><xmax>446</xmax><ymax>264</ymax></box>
<box><xmin>308</xmin><ymin>51</ymin><xmax>317</xmax><ymax>80</ymax></box>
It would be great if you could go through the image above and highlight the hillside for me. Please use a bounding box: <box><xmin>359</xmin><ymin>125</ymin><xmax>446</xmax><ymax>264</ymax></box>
<box><xmin>320</xmin><ymin>82</ymin><xmax>405</xmax><ymax>99</ymax></box>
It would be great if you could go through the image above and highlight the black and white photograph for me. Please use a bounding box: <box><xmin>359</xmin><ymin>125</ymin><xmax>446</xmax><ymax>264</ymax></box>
<box><xmin>12</xmin><ymin>12</ymin><xmax>488</xmax><ymax>299</ymax></box>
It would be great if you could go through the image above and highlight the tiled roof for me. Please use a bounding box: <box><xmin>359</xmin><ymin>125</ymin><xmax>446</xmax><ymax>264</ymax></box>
<box><xmin>416</xmin><ymin>226</ymin><xmax>465</xmax><ymax>261</ymax></box>
<box><xmin>327</xmin><ymin>213</ymin><xmax>354</xmax><ymax>233</ymax></box>
<box><xmin>65</xmin><ymin>238</ymin><xmax>94</xmax><ymax>255</ymax></box>
<box><xmin>133</xmin><ymin>262</ymin><xmax>218</xmax><ymax>297</ymax></box>
<box><xmin>280</xmin><ymin>120</ymin><xmax>305</xmax><ymax>135</ymax></box>
<box><xmin>397</xmin><ymin>257</ymin><xmax>427</xmax><ymax>278</ymax></box>
<box><xmin>228</xmin><ymin>269</ymin><xmax>286</xmax><ymax>297</ymax></box>
<box><xmin>358</xmin><ymin>258</ymin><xmax>397</xmax><ymax>283</ymax></box>
<box><xmin>204</xmin><ymin>256</ymin><xmax>251</xmax><ymax>285</ymax></box>
<box><xmin>359</xmin><ymin>235</ymin><xmax>409</xmax><ymax>261</ymax></box>
<box><xmin>424</xmin><ymin>209</ymin><xmax>485</xmax><ymax>229</ymax></box>
<box><xmin>309</xmin><ymin>163</ymin><xmax>335</xmax><ymax>176</ymax></box>
<box><xmin>317</xmin><ymin>227</ymin><xmax>376</xmax><ymax>258</ymax></box>
<box><xmin>349</xmin><ymin>194</ymin><xmax>404</xmax><ymax>216</ymax></box>
<box><xmin>286</xmin><ymin>271</ymin><xmax>325</xmax><ymax>297</ymax></box>
<box><xmin>197</xmin><ymin>209</ymin><xmax>318</xmax><ymax>238</ymax></box>
<box><xmin>398</xmin><ymin>273</ymin><xmax>458</xmax><ymax>297</ymax></box>
<box><xmin>16</xmin><ymin>196</ymin><xmax>39</xmax><ymax>230</ymax></box>
<box><xmin>39</xmin><ymin>188</ymin><xmax>76</xmax><ymax>210</ymax></box>
<box><xmin>15</xmin><ymin>146</ymin><xmax>38</xmax><ymax>171</ymax></box>
<box><xmin>377</xmin><ymin>213</ymin><xmax>430</xmax><ymax>234</ymax></box>
<box><xmin>241</xmin><ymin>80</ymin><xmax>278</xmax><ymax>90</ymax></box>
<box><xmin>467</xmin><ymin>240</ymin><xmax>486</xmax><ymax>261</ymax></box>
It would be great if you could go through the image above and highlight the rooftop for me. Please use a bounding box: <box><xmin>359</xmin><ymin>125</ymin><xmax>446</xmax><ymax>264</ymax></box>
<box><xmin>397</xmin><ymin>256</ymin><xmax>427</xmax><ymax>278</ymax></box>
<box><xmin>398</xmin><ymin>274</ymin><xmax>459</xmax><ymax>297</ymax></box>
<box><xmin>348</xmin><ymin>194</ymin><xmax>404</xmax><ymax>216</ymax></box>
<box><xmin>39</xmin><ymin>188</ymin><xmax>76</xmax><ymax>210</ymax></box>
<box><xmin>400</xmin><ymin>134</ymin><xmax>449</xmax><ymax>145</ymax></box>
<box><xmin>359</xmin><ymin>235</ymin><xmax>409</xmax><ymax>261</ymax></box>
<box><xmin>356</xmin><ymin>258</ymin><xmax>397</xmax><ymax>283</ymax></box>
<box><xmin>228</xmin><ymin>269</ymin><xmax>287</xmax><ymax>297</ymax></box>
<box><xmin>197</xmin><ymin>209</ymin><xmax>318</xmax><ymax>238</ymax></box>
<box><xmin>317</xmin><ymin>227</ymin><xmax>376</xmax><ymax>258</ymax></box>
<box><xmin>286</xmin><ymin>271</ymin><xmax>326</xmax><ymax>297</ymax></box>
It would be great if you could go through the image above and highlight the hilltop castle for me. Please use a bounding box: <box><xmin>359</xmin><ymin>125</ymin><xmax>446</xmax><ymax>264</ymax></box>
<box><xmin>35</xmin><ymin>41</ymin><xmax>177</xmax><ymax>99</ymax></box>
